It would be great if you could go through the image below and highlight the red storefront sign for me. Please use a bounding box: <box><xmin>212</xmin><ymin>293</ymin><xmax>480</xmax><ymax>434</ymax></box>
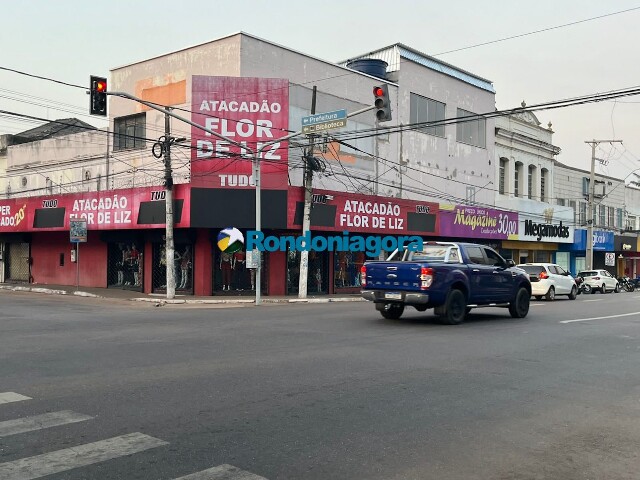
<box><xmin>287</xmin><ymin>187</ymin><xmax>439</xmax><ymax>236</ymax></box>
<box><xmin>190</xmin><ymin>76</ymin><xmax>289</xmax><ymax>189</ymax></box>
<box><xmin>0</xmin><ymin>184</ymin><xmax>190</xmax><ymax>232</ymax></box>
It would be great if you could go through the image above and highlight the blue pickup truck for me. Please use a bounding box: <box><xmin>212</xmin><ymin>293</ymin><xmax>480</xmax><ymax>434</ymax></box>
<box><xmin>360</xmin><ymin>242</ymin><xmax>531</xmax><ymax>324</ymax></box>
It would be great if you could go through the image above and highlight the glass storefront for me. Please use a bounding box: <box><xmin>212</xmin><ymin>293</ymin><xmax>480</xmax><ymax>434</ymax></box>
<box><xmin>334</xmin><ymin>251</ymin><xmax>368</xmax><ymax>291</ymax></box>
<box><xmin>152</xmin><ymin>242</ymin><xmax>194</xmax><ymax>294</ymax></box>
<box><xmin>213</xmin><ymin>248</ymin><xmax>266</xmax><ymax>294</ymax></box>
<box><xmin>107</xmin><ymin>241</ymin><xmax>144</xmax><ymax>291</ymax></box>
<box><xmin>287</xmin><ymin>249</ymin><xmax>328</xmax><ymax>295</ymax></box>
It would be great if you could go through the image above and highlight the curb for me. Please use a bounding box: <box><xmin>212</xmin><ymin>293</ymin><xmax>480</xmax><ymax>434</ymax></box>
<box><xmin>1</xmin><ymin>284</ymin><xmax>364</xmax><ymax>304</ymax></box>
<box><xmin>0</xmin><ymin>285</ymin><xmax>68</xmax><ymax>296</ymax></box>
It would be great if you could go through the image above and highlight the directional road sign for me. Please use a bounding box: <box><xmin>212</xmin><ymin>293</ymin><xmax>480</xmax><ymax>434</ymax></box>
<box><xmin>302</xmin><ymin>109</ymin><xmax>347</xmax><ymax>134</ymax></box>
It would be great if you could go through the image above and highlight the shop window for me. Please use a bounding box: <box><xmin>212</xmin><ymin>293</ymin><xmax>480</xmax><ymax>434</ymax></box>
<box><xmin>212</xmin><ymin>241</ymin><xmax>264</xmax><ymax>295</ymax></box>
<box><xmin>108</xmin><ymin>241</ymin><xmax>143</xmax><ymax>291</ymax></box>
<box><xmin>334</xmin><ymin>251</ymin><xmax>369</xmax><ymax>290</ymax></box>
<box><xmin>287</xmin><ymin>249</ymin><xmax>328</xmax><ymax>295</ymax></box>
<box><xmin>152</xmin><ymin>241</ymin><xmax>194</xmax><ymax>294</ymax></box>
<box><xmin>6</xmin><ymin>242</ymin><xmax>30</xmax><ymax>282</ymax></box>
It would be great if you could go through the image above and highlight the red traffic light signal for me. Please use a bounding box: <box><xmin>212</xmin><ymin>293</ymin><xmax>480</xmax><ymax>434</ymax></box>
<box><xmin>89</xmin><ymin>75</ymin><xmax>107</xmax><ymax>117</ymax></box>
<box><xmin>372</xmin><ymin>84</ymin><xmax>392</xmax><ymax>122</ymax></box>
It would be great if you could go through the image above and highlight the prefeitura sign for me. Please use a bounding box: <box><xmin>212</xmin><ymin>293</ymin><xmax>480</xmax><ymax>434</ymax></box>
<box><xmin>191</xmin><ymin>76</ymin><xmax>289</xmax><ymax>189</ymax></box>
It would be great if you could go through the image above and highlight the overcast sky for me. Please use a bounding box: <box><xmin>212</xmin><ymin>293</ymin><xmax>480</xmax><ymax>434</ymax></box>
<box><xmin>2</xmin><ymin>0</ymin><xmax>640</xmax><ymax>181</ymax></box>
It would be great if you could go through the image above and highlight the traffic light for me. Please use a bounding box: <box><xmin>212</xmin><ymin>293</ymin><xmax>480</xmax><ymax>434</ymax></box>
<box><xmin>90</xmin><ymin>75</ymin><xmax>107</xmax><ymax>116</ymax></box>
<box><xmin>373</xmin><ymin>84</ymin><xmax>392</xmax><ymax>122</ymax></box>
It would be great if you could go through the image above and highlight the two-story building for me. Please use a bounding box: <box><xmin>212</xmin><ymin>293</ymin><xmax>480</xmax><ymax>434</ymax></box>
<box><xmin>0</xmin><ymin>32</ymin><xmax>545</xmax><ymax>296</ymax></box>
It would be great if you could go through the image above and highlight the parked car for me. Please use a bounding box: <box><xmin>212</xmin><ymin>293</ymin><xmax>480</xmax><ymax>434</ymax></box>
<box><xmin>577</xmin><ymin>269</ymin><xmax>620</xmax><ymax>294</ymax></box>
<box><xmin>516</xmin><ymin>263</ymin><xmax>578</xmax><ymax>301</ymax></box>
<box><xmin>361</xmin><ymin>242</ymin><xmax>531</xmax><ymax>324</ymax></box>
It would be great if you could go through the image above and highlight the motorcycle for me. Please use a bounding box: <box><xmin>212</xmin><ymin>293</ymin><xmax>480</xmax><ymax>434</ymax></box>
<box><xmin>573</xmin><ymin>275</ymin><xmax>591</xmax><ymax>295</ymax></box>
<box><xmin>617</xmin><ymin>276</ymin><xmax>636</xmax><ymax>292</ymax></box>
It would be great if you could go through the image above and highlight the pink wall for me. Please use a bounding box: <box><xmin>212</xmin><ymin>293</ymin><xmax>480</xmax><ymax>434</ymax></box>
<box><xmin>31</xmin><ymin>231</ymin><xmax>107</xmax><ymax>287</ymax></box>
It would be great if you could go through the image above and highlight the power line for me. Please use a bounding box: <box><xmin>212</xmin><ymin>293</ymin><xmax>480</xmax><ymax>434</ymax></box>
<box><xmin>431</xmin><ymin>6</ymin><xmax>640</xmax><ymax>56</ymax></box>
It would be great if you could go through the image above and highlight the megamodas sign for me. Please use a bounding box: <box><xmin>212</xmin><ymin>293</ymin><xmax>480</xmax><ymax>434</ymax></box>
<box><xmin>518</xmin><ymin>207</ymin><xmax>574</xmax><ymax>243</ymax></box>
<box><xmin>191</xmin><ymin>76</ymin><xmax>289</xmax><ymax>189</ymax></box>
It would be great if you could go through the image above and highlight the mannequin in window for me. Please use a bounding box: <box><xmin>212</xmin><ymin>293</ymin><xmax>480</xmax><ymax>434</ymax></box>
<box><xmin>130</xmin><ymin>243</ymin><xmax>140</xmax><ymax>287</ymax></box>
<box><xmin>220</xmin><ymin>251</ymin><xmax>234</xmax><ymax>291</ymax></box>
<box><xmin>233</xmin><ymin>249</ymin><xmax>246</xmax><ymax>290</ymax></box>
<box><xmin>116</xmin><ymin>243</ymin><xmax>125</xmax><ymax>286</ymax></box>
<box><xmin>179</xmin><ymin>245</ymin><xmax>192</xmax><ymax>289</ymax></box>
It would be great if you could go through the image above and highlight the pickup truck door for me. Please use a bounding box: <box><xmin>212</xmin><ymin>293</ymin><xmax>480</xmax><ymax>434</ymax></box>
<box><xmin>483</xmin><ymin>247</ymin><xmax>513</xmax><ymax>303</ymax></box>
<box><xmin>465</xmin><ymin>246</ymin><xmax>494</xmax><ymax>303</ymax></box>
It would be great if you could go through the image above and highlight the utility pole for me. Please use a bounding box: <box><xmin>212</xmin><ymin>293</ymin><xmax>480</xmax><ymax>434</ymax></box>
<box><xmin>585</xmin><ymin>139</ymin><xmax>622</xmax><ymax>270</ymax></box>
<box><xmin>298</xmin><ymin>86</ymin><xmax>317</xmax><ymax>299</ymax></box>
<box><xmin>163</xmin><ymin>110</ymin><xmax>176</xmax><ymax>299</ymax></box>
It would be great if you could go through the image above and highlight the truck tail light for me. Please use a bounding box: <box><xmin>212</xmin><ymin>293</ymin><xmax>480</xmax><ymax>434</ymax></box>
<box><xmin>539</xmin><ymin>271</ymin><xmax>548</xmax><ymax>279</ymax></box>
<box><xmin>420</xmin><ymin>267</ymin><xmax>433</xmax><ymax>290</ymax></box>
<box><xmin>360</xmin><ymin>265</ymin><xmax>367</xmax><ymax>287</ymax></box>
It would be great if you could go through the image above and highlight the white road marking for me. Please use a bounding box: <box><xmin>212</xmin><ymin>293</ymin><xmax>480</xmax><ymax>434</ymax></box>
<box><xmin>560</xmin><ymin>311</ymin><xmax>640</xmax><ymax>324</ymax></box>
<box><xmin>0</xmin><ymin>410</ymin><xmax>93</xmax><ymax>438</ymax></box>
<box><xmin>0</xmin><ymin>432</ymin><xmax>168</xmax><ymax>480</ymax></box>
<box><xmin>583</xmin><ymin>299</ymin><xmax>601</xmax><ymax>302</ymax></box>
<box><xmin>174</xmin><ymin>464</ymin><xmax>268</xmax><ymax>480</ymax></box>
<box><xmin>0</xmin><ymin>392</ymin><xmax>31</xmax><ymax>405</ymax></box>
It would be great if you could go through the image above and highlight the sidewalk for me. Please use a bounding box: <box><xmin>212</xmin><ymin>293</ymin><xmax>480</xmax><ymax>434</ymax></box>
<box><xmin>0</xmin><ymin>283</ymin><xmax>365</xmax><ymax>305</ymax></box>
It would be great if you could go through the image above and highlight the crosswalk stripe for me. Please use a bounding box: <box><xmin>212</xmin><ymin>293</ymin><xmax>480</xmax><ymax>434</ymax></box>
<box><xmin>0</xmin><ymin>410</ymin><xmax>93</xmax><ymax>438</ymax></box>
<box><xmin>174</xmin><ymin>464</ymin><xmax>268</xmax><ymax>480</ymax></box>
<box><xmin>0</xmin><ymin>432</ymin><xmax>168</xmax><ymax>480</ymax></box>
<box><xmin>0</xmin><ymin>392</ymin><xmax>31</xmax><ymax>405</ymax></box>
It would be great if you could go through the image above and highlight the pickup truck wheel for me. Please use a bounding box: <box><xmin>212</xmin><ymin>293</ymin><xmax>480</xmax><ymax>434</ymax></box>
<box><xmin>440</xmin><ymin>289</ymin><xmax>467</xmax><ymax>325</ymax></box>
<box><xmin>509</xmin><ymin>287</ymin><xmax>530</xmax><ymax>318</ymax></box>
<box><xmin>380</xmin><ymin>303</ymin><xmax>404</xmax><ymax>320</ymax></box>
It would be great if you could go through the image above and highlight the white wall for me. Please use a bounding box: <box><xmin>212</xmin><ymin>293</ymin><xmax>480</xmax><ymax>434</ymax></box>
<box><xmin>398</xmin><ymin>60</ymin><xmax>496</xmax><ymax>205</ymax></box>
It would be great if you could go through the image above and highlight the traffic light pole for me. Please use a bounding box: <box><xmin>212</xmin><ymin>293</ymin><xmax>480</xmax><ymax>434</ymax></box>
<box><xmin>298</xmin><ymin>86</ymin><xmax>317</xmax><ymax>299</ymax></box>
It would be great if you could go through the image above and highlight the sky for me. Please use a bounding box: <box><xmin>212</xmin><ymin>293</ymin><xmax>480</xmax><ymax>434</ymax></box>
<box><xmin>2</xmin><ymin>0</ymin><xmax>640</xmax><ymax>182</ymax></box>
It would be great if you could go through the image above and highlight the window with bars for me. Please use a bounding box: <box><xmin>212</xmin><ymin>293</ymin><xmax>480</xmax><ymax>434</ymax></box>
<box><xmin>410</xmin><ymin>93</ymin><xmax>445</xmax><ymax>137</ymax></box>
<box><xmin>456</xmin><ymin>108</ymin><xmax>486</xmax><ymax>148</ymax></box>
<box><xmin>579</xmin><ymin>202</ymin><xmax>587</xmax><ymax>225</ymax></box>
<box><xmin>540</xmin><ymin>169</ymin><xmax>547</xmax><ymax>202</ymax></box>
<box><xmin>608</xmin><ymin>206</ymin><xmax>615</xmax><ymax>227</ymax></box>
<box><xmin>528</xmin><ymin>165</ymin><xmax>534</xmax><ymax>199</ymax></box>
<box><xmin>598</xmin><ymin>205</ymin><xmax>606</xmax><ymax>226</ymax></box>
<box><xmin>499</xmin><ymin>158</ymin><xmax>507</xmax><ymax>195</ymax></box>
<box><xmin>514</xmin><ymin>162</ymin><xmax>522</xmax><ymax>197</ymax></box>
<box><xmin>617</xmin><ymin>208</ymin><xmax>623</xmax><ymax>229</ymax></box>
<box><xmin>114</xmin><ymin>113</ymin><xmax>146</xmax><ymax>151</ymax></box>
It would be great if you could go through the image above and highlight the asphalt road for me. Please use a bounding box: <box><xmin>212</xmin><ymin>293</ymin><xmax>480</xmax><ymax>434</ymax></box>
<box><xmin>2</xmin><ymin>289</ymin><xmax>640</xmax><ymax>479</ymax></box>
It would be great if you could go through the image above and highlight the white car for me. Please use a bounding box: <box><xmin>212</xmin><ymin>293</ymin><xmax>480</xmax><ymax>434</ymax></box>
<box><xmin>577</xmin><ymin>269</ymin><xmax>620</xmax><ymax>294</ymax></box>
<box><xmin>517</xmin><ymin>263</ymin><xmax>578</xmax><ymax>301</ymax></box>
